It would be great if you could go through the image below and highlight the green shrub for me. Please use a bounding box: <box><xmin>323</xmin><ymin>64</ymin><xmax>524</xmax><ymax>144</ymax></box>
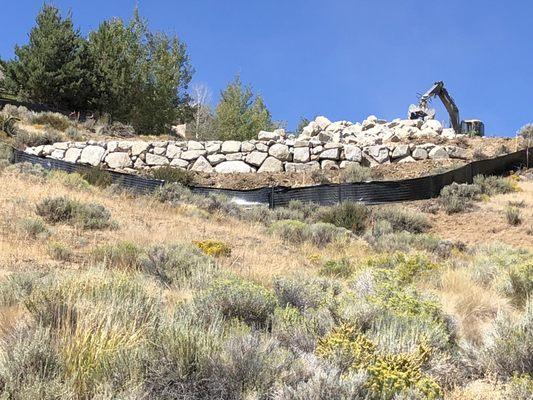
<box><xmin>274</xmin><ymin>275</ymin><xmax>340</xmax><ymax>311</ymax></box>
<box><xmin>272</xmin><ymin>306</ymin><xmax>334</xmax><ymax>352</ymax></box>
<box><xmin>505</xmin><ymin>206</ymin><xmax>522</xmax><ymax>226</ymax></box>
<box><xmin>36</xmin><ymin>196</ymin><xmax>76</xmax><ymax>223</ymax></box>
<box><xmin>0</xmin><ymin>325</ymin><xmax>63</xmax><ymax>398</ymax></box>
<box><xmin>14</xmin><ymin>127</ymin><xmax>65</xmax><ymax>147</ymax></box>
<box><xmin>0</xmin><ymin>271</ymin><xmax>48</xmax><ymax>307</ymax></box>
<box><xmin>319</xmin><ymin>259</ymin><xmax>354</xmax><ymax>279</ymax></box>
<box><xmin>144</xmin><ymin>311</ymin><xmax>224</xmax><ymax>398</ymax></box>
<box><xmin>481</xmin><ymin>299</ymin><xmax>533</xmax><ymax>377</ymax></box>
<box><xmin>309</xmin><ymin>222</ymin><xmax>350</xmax><ymax>247</ymax></box>
<box><xmin>0</xmin><ymin>141</ymin><xmax>14</xmax><ymax>162</ymax></box>
<box><xmin>72</xmin><ymin>202</ymin><xmax>113</xmax><ymax>230</ymax></box>
<box><xmin>30</xmin><ymin>112</ymin><xmax>71</xmax><ymax>131</ymax></box>
<box><xmin>208</xmin><ymin>333</ymin><xmax>293</xmax><ymax>398</ymax></box>
<box><xmin>373</xmin><ymin>206</ymin><xmax>431</xmax><ymax>234</ymax></box>
<box><xmin>341</xmin><ymin>164</ymin><xmax>372</xmax><ymax>183</ymax></box>
<box><xmin>91</xmin><ymin>241</ymin><xmax>143</xmax><ymax>270</ymax></box>
<box><xmin>270</xmin><ymin>220</ymin><xmax>310</xmax><ymax>244</ymax></box>
<box><xmin>473</xmin><ymin>175</ymin><xmax>516</xmax><ymax>196</ymax></box>
<box><xmin>47</xmin><ymin>241</ymin><xmax>73</xmax><ymax>262</ymax></box>
<box><xmin>319</xmin><ymin>202</ymin><xmax>369</xmax><ymax>234</ymax></box>
<box><xmin>150</xmin><ymin>166</ymin><xmax>194</xmax><ymax>186</ymax></box>
<box><xmin>505</xmin><ymin>261</ymin><xmax>533</xmax><ymax>307</ymax></box>
<box><xmin>141</xmin><ymin>244</ymin><xmax>216</xmax><ymax>288</ymax></box>
<box><xmin>19</xmin><ymin>216</ymin><xmax>49</xmax><ymax>239</ymax></box>
<box><xmin>81</xmin><ymin>167</ymin><xmax>113</xmax><ymax>188</ymax></box>
<box><xmin>65</xmin><ymin>126</ymin><xmax>83</xmax><ymax>140</ymax></box>
<box><xmin>202</xmin><ymin>277</ymin><xmax>277</xmax><ymax>327</ymax></box>
<box><xmin>36</xmin><ymin>197</ymin><xmax>113</xmax><ymax>230</ymax></box>
<box><xmin>48</xmin><ymin>170</ymin><xmax>90</xmax><ymax>190</ymax></box>
<box><xmin>505</xmin><ymin>374</ymin><xmax>533</xmax><ymax>400</ymax></box>
<box><xmin>272</xmin><ymin>200</ymin><xmax>319</xmax><ymax>223</ymax></box>
<box><xmin>0</xmin><ymin>112</ymin><xmax>19</xmax><ymax>137</ymax></box>
<box><xmin>316</xmin><ymin>324</ymin><xmax>442</xmax><ymax>399</ymax></box>
<box><xmin>439</xmin><ymin>182</ymin><xmax>482</xmax><ymax>214</ymax></box>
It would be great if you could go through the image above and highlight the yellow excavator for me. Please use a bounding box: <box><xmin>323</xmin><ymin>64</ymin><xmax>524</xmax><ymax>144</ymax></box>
<box><xmin>408</xmin><ymin>81</ymin><xmax>484</xmax><ymax>136</ymax></box>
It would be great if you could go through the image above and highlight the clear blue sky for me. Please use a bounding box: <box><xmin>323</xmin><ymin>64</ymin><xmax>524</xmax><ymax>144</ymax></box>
<box><xmin>2</xmin><ymin>1</ymin><xmax>532</xmax><ymax>136</ymax></box>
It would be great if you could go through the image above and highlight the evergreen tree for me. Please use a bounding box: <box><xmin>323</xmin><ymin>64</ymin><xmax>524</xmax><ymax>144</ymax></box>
<box><xmin>215</xmin><ymin>76</ymin><xmax>273</xmax><ymax>141</ymax></box>
<box><xmin>88</xmin><ymin>9</ymin><xmax>193</xmax><ymax>134</ymax></box>
<box><xmin>3</xmin><ymin>4</ymin><xmax>92</xmax><ymax>110</ymax></box>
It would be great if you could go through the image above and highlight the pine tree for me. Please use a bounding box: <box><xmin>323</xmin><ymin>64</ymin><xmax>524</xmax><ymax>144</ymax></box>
<box><xmin>88</xmin><ymin>9</ymin><xmax>193</xmax><ymax>134</ymax></box>
<box><xmin>3</xmin><ymin>4</ymin><xmax>92</xmax><ymax>110</ymax></box>
<box><xmin>215</xmin><ymin>76</ymin><xmax>273</xmax><ymax>141</ymax></box>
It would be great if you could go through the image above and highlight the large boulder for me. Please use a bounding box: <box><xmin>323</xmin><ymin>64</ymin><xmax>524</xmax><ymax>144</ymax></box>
<box><xmin>301</xmin><ymin>121</ymin><xmax>321</xmax><ymax>137</ymax></box>
<box><xmin>187</xmin><ymin>140</ymin><xmax>204</xmax><ymax>150</ymax></box>
<box><xmin>391</xmin><ymin>145</ymin><xmax>410</xmax><ymax>159</ymax></box>
<box><xmin>319</xmin><ymin>148</ymin><xmax>340</xmax><ymax>160</ymax></box>
<box><xmin>64</xmin><ymin>148</ymin><xmax>82</xmax><ymax>163</ymax></box>
<box><xmin>145</xmin><ymin>153</ymin><xmax>170</xmax><ymax>166</ymax></box>
<box><xmin>170</xmin><ymin>158</ymin><xmax>189</xmax><ymax>168</ymax></box>
<box><xmin>166</xmin><ymin>144</ymin><xmax>181</xmax><ymax>159</ymax></box>
<box><xmin>429</xmin><ymin>146</ymin><xmax>449</xmax><ymax>160</ymax></box>
<box><xmin>344</xmin><ymin>145</ymin><xmax>362</xmax><ymax>162</ymax></box>
<box><xmin>412</xmin><ymin>147</ymin><xmax>428</xmax><ymax>160</ymax></box>
<box><xmin>268</xmin><ymin>143</ymin><xmax>291</xmax><ymax>161</ymax></box>
<box><xmin>181</xmin><ymin>150</ymin><xmax>207</xmax><ymax>161</ymax></box>
<box><xmin>207</xmin><ymin>154</ymin><xmax>226</xmax><ymax>165</ymax></box>
<box><xmin>421</xmin><ymin>119</ymin><xmax>443</xmax><ymax>133</ymax></box>
<box><xmin>367</xmin><ymin>145</ymin><xmax>389</xmax><ymax>163</ymax></box>
<box><xmin>105</xmin><ymin>152</ymin><xmax>132</xmax><ymax>169</ymax></box>
<box><xmin>293</xmin><ymin>147</ymin><xmax>310</xmax><ymax>163</ymax></box>
<box><xmin>258</xmin><ymin>131</ymin><xmax>279</xmax><ymax>141</ymax></box>
<box><xmin>131</xmin><ymin>141</ymin><xmax>150</xmax><ymax>156</ymax></box>
<box><xmin>245</xmin><ymin>151</ymin><xmax>268</xmax><ymax>167</ymax></box>
<box><xmin>285</xmin><ymin>161</ymin><xmax>320</xmax><ymax>172</ymax></box>
<box><xmin>79</xmin><ymin>145</ymin><xmax>105</xmax><ymax>166</ymax></box>
<box><xmin>191</xmin><ymin>156</ymin><xmax>213</xmax><ymax>173</ymax></box>
<box><xmin>206</xmin><ymin>142</ymin><xmax>221</xmax><ymax>154</ymax></box>
<box><xmin>214</xmin><ymin>161</ymin><xmax>255</xmax><ymax>173</ymax></box>
<box><xmin>221</xmin><ymin>141</ymin><xmax>241</xmax><ymax>153</ymax></box>
<box><xmin>446</xmin><ymin>146</ymin><xmax>468</xmax><ymax>159</ymax></box>
<box><xmin>315</xmin><ymin>116</ymin><xmax>331</xmax><ymax>130</ymax></box>
<box><xmin>257</xmin><ymin>156</ymin><xmax>283</xmax><ymax>173</ymax></box>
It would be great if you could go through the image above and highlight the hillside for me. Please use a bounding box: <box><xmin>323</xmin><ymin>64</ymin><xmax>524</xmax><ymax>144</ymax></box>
<box><xmin>0</xmin><ymin>160</ymin><xmax>531</xmax><ymax>399</ymax></box>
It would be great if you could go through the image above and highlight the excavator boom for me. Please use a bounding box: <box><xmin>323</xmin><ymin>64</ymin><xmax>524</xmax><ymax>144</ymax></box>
<box><xmin>409</xmin><ymin>81</ymin><xmax>462</xmax><ymax>134</ymax></box>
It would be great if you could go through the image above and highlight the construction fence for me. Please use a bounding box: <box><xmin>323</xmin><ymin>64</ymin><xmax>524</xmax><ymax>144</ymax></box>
<box><xmin>11</xmin><ymin>147</ymin><xmax>532</xmax><ymax>208</ymax></box>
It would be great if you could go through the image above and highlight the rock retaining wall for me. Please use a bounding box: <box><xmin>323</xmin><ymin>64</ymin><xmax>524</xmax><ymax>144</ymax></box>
<box><xmin>24</xmin><ymin>137</ymin><xmax>468</xmax><ymax>174</ymax></box>
<box><xmin>24</xmin><ymin>115</ymin><xmax>472</xmax><ymax>174</ymax></box>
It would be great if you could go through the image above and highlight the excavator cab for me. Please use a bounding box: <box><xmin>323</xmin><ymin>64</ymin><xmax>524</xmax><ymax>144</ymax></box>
<box><xmin>460</xmin><ymin>120</ymin><xmax>484</xmax><ymax>136</ymax></box>
<box><xmin>409</xmin><ymin>81</ymin><xmax>484</xmax><ymax>136</ymax></box>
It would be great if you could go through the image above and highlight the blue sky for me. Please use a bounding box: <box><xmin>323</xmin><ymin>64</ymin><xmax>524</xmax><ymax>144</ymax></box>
<box><xmin>2</xmin><ymin>1</ymin><xmax>532</xmax><ymax>136</ymax></box>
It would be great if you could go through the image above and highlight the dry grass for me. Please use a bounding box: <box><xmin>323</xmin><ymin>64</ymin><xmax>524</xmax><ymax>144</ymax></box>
<box><xmin>0</xmin><ymin>169</ymin><xmax>359</xmax><ymax>284</ymax></box>
<box><xmin>435</xmin><ymin>268</ymin><xmax>514</xmax><ymax>344</ymax></box>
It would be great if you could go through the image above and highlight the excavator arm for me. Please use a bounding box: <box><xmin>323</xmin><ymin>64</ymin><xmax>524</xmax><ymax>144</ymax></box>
<box><xmin>409</xmin><ymin>81</ymin><xmax>461</xmax><ymax>134</ymax></box>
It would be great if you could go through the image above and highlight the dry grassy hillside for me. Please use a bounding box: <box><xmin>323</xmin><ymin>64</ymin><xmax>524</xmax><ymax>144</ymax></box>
<box><xmin>0</xmin><ymin>160</ymin><xmax>531</xmax><ymax>399</ymax></box>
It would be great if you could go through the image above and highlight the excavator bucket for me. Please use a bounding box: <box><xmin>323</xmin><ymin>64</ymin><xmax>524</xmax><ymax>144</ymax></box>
<box><xmin>408</xmin><ymin>104</ymin><xmax>435</xmax><ymax>121</ymax></box>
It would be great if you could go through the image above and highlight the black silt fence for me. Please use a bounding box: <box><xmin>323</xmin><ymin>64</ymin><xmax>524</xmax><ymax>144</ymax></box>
<box><xmin>12</xmin><ymin>147</ymin><xmax>532</xmax><ymax>208</ymax></box>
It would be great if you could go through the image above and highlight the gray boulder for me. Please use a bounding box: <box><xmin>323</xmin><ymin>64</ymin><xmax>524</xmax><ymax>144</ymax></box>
<box><xmin>221</xmin><ymin>141</ymin><xmax>241</xmax><ymax>153</ymax></box>
<box><xmin>105</xmin><ymin>152</ymin><xmax>132</xmax><ymax>169</ymax></box>
<box><xmin>245</xmin><ymin>151</ymin><xmax>268</xmax><ymax>167</ymax></box>
<box><xmin>258</xmin><ymin>156</ymin><xmax>283</xmax><ymax>173</ymax></box>
<box><xmin>191</xmin><ymin>156</ymin><xmax>213</xmax><ymax>173</ymax></box>
<box><xmin>293</xmin><ymin>147</ymin><xmax>310</xmax><ymax>163</ymax></box>
<box><xmin>146</xmin><ymin>153</ymin><xmax>170</xmax><ymax>166</ymax></box>
<box><xmin>215</xmin><ymin>161</ymin><xmax>255</xmax><ymax>173</ymax></box>
<box><xmin>79</xmin><ymin>145</ymin><xmax>105</xmax><ymax>166</ymax></box>
<box><xmin>268</xmin><ymin>143</ymin><xmax>291</xmax><ymax>161</ymax></box>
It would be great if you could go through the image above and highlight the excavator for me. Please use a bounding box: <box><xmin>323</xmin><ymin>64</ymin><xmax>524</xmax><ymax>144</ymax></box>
<box><xmin>408</xmin><ymin>81</ymin><xmax>484</xmax><ymax>136</ymax></box>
